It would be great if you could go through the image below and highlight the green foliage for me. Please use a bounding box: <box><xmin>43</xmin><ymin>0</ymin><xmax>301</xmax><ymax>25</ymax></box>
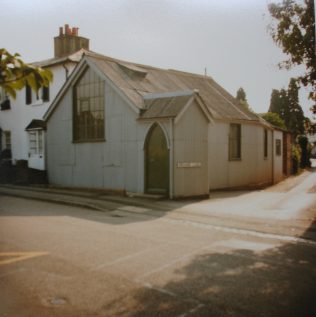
<box><xmin>261</xmin><ymin>112</ymin><xmax>287</xmax><ymax>129</ymax></box>
<box><xmin>236</xmin><ymin>87</ymin><xmax>247</xmax><ymax>102</ymax></box>
<box><xmin>304</xmin><ymin>117</ymin><xmax>316</xmax><ymax>134</ymax></box>
<box><xmin>291</xmin><ymin>143</ymin><xmax>301</xmax><ymax>174</ymax></box>
<box><xmin>236</xmin><ymin>87</ymin><xmax>251</xmax><ymax>110</ymax></box>
<box><xmin>297</xmin><ymin>135</ymin><xmax>311</xmax><ymax>167</ymax></box>
<box><xmin>0</xmin><ymin>48</ymin><xmax>53</xmax><ymax>98</ymax></box>
<box><xmin>268</xmin><ymin>78</ymin><xmax>306</xmax><ymax>137</ymax></box>
<box><xmin>269</xmin><ymin>89</ymin><xmax>282</xmax><ymax>114</ymax></box>
<box><xmin>268</xmin><ymin>0</ymin><xmax>316</xmax><ymax>112</ymax></box>
<box><xmin>287</xmin><ymin>78</ymin><xmax>305</xmax><ymax>135</ymax></box>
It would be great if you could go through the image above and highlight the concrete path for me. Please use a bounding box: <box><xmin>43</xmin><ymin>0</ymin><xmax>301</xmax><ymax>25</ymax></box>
<box><xmin>1</xmin><ymin>164</ymin><xmax>315</xmax><ymax>240</ymax></box>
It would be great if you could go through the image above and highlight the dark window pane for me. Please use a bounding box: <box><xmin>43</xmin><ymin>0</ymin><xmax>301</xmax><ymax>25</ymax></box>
<box><xmin>229</xmin><ymin>124</ymin><xmax>241</xmax><ymax>160</ymax></box>
<box><xmin>264</xmin><ymin>129</ymin><xmax>268</xmax><ymax>158</ymax></box>
<box><xmin>42</xmin><ymin>85</ymin><xmax>49</xmax><ymax>102</ymax></box>
<box><xmin>73</xmin><ymin>69</ymin><xmax>105</xmax><ymax>142</ymax></box>
<box><xmin>26</xmin><ymin>84</ymin><xmax>32</xmax><ymax>105</ymax></box>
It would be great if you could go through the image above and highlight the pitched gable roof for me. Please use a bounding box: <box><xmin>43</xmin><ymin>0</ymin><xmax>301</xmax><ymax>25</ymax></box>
<box><xmin>85</xmin><ymin>52</ymin><xmax>260</xmax><ymax>122</ymax></box>
<box><xmin>44</xmin><ymin>50</ymin><xmax>263</xmax><ymax>123</ymax></box>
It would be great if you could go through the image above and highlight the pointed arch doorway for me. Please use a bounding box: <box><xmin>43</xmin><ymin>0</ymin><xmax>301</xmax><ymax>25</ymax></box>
<box><xmin>145</xmin><ymin>123</ymin><xmax>169</xmax><ymax>195</ymax></box>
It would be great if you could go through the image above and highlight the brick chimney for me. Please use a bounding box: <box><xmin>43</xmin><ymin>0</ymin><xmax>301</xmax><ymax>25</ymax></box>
<box><xmin>54</xmin><ymin>24</ymin><xmax>89</xmax><ymax>58</ymax></box>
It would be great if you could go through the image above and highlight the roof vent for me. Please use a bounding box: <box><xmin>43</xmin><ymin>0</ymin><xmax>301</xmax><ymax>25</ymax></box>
<box><xmin>118</xmin><ymin>62</ymin><xmax>147</xmax><ymax>78</ymax></box>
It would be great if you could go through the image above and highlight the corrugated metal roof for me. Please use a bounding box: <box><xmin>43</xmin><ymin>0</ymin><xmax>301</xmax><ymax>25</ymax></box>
<box><xmin>84</xmin><ymin>52</ymin><xmax>261</xmax><ymax>122</ymax></box>
<box><xmin>141</xmin><ymin>94</ymin><xmax>193</xmax><ymax>119</ymax></box>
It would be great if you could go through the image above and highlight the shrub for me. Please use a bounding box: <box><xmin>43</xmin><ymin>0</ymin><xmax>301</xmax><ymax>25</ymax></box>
<box><xmin>292</xmin><ymin>144</ymin><xmax>301</xmax><ymax>174</ymax></box>
<box><xmin>297</xmin><ymin>135</ymin><xmax>311</xmax><ymax>168</ymax></box>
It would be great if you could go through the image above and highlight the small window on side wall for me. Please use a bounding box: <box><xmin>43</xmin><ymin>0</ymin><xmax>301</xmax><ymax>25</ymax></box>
<box><xmin>264</xmin><ymin>129</ymin><xmax>268</xmax><ymax>158</ymax></box>
<box><xmin>229</xmin><ymin>123</ymin><xmax>241</xmax><ymax>160</ymax></box>
<box><xmin>276</xmin><ymin>139</ymin><xmax>282</xmax><ymax>156</ymax></box>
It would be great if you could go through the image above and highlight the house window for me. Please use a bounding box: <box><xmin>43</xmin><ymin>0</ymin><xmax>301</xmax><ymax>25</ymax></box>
<box><xmin>73</xmin><ymin>68</ymin><xmax>105</xmax><ymax>142</ymax></box>
<box><xmin>42</xmin><ymin>85</ymin><xmax>49</xmax><ymax>102</ymax></box>
<box><xmin>264</xmin><ymin>129</ymin><xmax>268</xmax><ymax>158</ymax></box>
<box><xmin>0</xmin><ymin>98</ymin><xmax>10</xmax><ymax>110</ymax></box>
<box><xmin>28</xmin><ymin>130</ymin><xmax>43</xmax><ymax>155</ymax></box>
<box><xmin>229</xmin><ymin>123</ymin><xmax>241</xmax><ymax>160</ymax></box>
<box><xmin>276</xmin><ymin>139</ymin><xmax>282</xmax><ymax>156</ymax></box>
<box><xmin>26</xmin><ymin>84</ymin><xmax>32</xmax><ymax>105</ymax></box>
<box><xmin>25</xmin><ymin>85</ymin><xmax>48</xmax><ymax>104</ymax></box>
<box><xmin>4</xmin><ymin>131</ymin><xmax>11</xmax><ymax>150</ymax></box>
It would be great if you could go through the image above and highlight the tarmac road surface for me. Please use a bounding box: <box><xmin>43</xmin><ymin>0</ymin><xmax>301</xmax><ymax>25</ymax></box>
<box><xmin>0</xmin><ymin>166</ymin><xmax>316</xmax><ymax>316</ymax></box>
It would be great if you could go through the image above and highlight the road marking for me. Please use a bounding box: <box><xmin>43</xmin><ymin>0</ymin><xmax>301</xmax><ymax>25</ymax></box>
<box><xmin>0</xmin><ymin>252</ymin><xmax>48</xmax><ymax>266</ymax></box>
<box><xmin>92</xmin><ymin>249</ymin><xmax>150</xmax><ymax>271</ymax></box>
<box><xmin>140</xmin><ymin>282</ymin><xmax>177</xmax><ymax>297</ymax></box>
<box><xmin>177</xmin><ymin>303</ymin><xmax>205</xmax><ymax>317</ymax></box>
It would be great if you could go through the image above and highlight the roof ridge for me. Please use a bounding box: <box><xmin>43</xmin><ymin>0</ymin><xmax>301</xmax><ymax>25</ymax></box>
<box><xmin>85</xmin><ymin>51</ymin><xmax>213</xmax><ymax>79</ymax></box>
<box><xmin>167</xmin><ymin>68</ymin><xmax>212</xmax><ymax>79</ymax></box>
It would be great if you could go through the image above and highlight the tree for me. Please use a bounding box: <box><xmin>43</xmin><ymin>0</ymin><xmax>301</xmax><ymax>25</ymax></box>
<box><xmin>287</xmin><ymin>78</ymin><xmax>305</xmax><ymax>135</ymax></box>
<box><xmin>236</xmin><ymin>87</ymin><xmax>250</xmax><ymax>110</ymax></box>
<box><xmin>0</xmin><ymin>48</ymin><xmax>53</xmax><ymax>98</ymax></box>
<box><xmin>236</xmin><ymin>87</ymin><xmax>247</xmax><ymax>102</ymax></box>
<box><xmin>304</xmin><ymin>117</ymin><xmax>316</xmax><ymax>134</ymax></box>
<box><xmin>261</xmin><ymin>112</ymin><xmax>287</xmax><ymax>129</ymax></box>
<box><xmin>269</xmin><ymin>89</ymin><xmax>283</xmax><ymax>114</ymax></box>
<box><xmin>268</xmin><ymin>88</ymin><xmax>289</xmax><ymax>121</ymax></box>
<box><xmin>268</xmin><ymin>0</ymin><xmax>316</xmax><ymax>112</ymax></box>
<box><xmin>268</xmin><ymin>79</ymin><xmax>306</xmax><ymax>137</ymax></box>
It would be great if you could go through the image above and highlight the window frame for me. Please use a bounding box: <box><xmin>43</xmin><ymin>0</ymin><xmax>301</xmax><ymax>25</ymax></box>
<box><xmin>73</xmin><ymin>68</ymin><xmax>105</xmax><ymax>143</ymax></box>
<box><xmin>25</xmin><ymin>84</ymin><xmax>32</xmax><ymax>105</ymax></box>
<box><xmin>229</xmin><ymin>123</ymin><xmax>242</xmax><ymax>161</ymax></box>
<box><xmin>264</xmin><ymin>129</ymin><xmax>268</xmax><ymax>159</ymax></box>
<box><xmin>275</xmin><ymin>139</ymin><xmax>282</xmax><ymax>156</ymax></box>
<box><xmin>4</xmin><ymin>130</ymin><xmax>11</xmax><ymax>150</ymax></box>
<box><xmin>28</xmin><ymin>130</ymin><xmax>44</xmax><ymax>156</ymax></box>
<box><xmin>42</xmin><ymin>85</ymin><xmax>50</xmax><ymax>102</ymax></box>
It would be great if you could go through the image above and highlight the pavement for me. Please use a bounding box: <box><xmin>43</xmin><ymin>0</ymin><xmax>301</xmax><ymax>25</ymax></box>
<box><xmin>0</xmin><ymin>164</ymin><xmax>316</xmax><ymax>241</ymax></box>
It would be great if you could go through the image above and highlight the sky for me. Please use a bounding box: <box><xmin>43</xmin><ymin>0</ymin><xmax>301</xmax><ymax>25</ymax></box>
<box><xmin>0</xmin><ymin>0</ymin><xmax>314</xmax><ymax>119</ymax></box>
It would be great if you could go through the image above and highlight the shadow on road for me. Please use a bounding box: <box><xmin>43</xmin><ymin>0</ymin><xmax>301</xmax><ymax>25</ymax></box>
<box><xmin>104</xmin><ymin>220</ymin><xmax>316</xmax><ymax>317</ymax></box>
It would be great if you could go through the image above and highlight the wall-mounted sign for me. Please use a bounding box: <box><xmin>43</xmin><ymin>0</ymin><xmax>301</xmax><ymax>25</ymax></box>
<box><xmin>177</xmin><ymin>162</ymin><xmax>202</xmax><ymax>168</ymax></box>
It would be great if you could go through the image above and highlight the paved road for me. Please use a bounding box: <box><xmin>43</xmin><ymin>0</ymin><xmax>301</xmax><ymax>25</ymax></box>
<box><xmin>0</xmin><ymin>169</ymin><xmax>316</xmax><ymax>316</ymax></box>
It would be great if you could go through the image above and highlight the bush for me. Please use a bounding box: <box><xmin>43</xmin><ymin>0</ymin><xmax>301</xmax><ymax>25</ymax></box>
<box><xmin>292</xmin><ymin>144</ymin><xmax>301</xmax><ymax>174</ymax></box>
<box><xmin>297</xmin><ymin>135</ymin><xmax>311</xmax><ymax>168</ymax></box>
<box><xmin>261</xmin><ymin>112</ymin><xmax>286</xmax><ymax>130</ymax></box>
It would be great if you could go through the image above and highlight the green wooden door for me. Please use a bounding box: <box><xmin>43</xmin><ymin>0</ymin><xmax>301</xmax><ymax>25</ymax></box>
<box><xmin>145</xmin><ymin>124</ymin><xmax>169</xmax><ymax>195</ymax></box>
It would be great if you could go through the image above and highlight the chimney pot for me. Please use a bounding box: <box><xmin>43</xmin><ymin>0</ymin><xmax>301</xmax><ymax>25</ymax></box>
<box><xmin>54</xmin><ymin>24</ymin><xmax>89</xmax><ymax>57</ymax></box>
<box><xmin>65</xmin><ymin>24</ymin><xmax>70</xmax><ymax>35</ymax></box>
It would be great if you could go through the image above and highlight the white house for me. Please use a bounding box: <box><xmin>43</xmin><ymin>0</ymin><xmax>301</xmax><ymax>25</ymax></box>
<box><xmin>44</xmin><ymin>52</ymin><xmax>285</xmax><ymax>198</ymax></box>
<box><xmin>0</xmin><ymin>24</ymin><xmax>89</xmax><ymax>171</ymax></box>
